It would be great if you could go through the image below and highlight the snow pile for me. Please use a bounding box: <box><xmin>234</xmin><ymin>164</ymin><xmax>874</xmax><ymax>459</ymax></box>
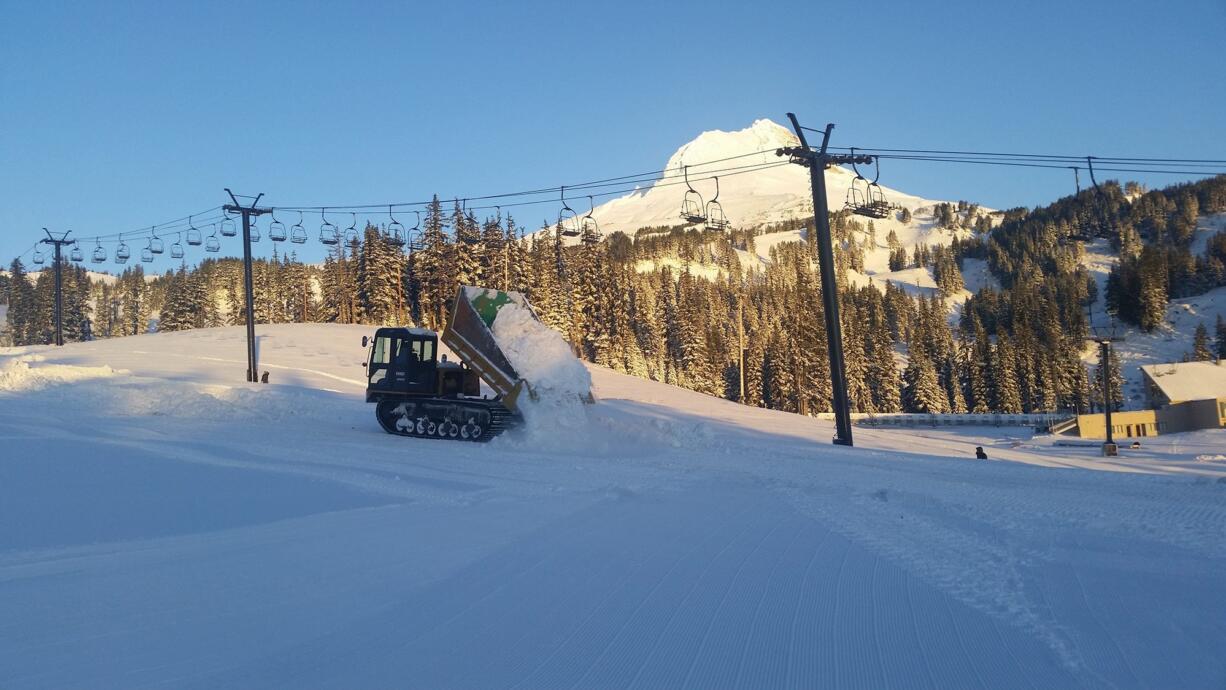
<box><xmin>0</xmin><ymin>354</ymin><xmax>120</xmax><ymax>392</ymax></box>
<box><xmin>490</xmin><ymin>303</ymin><xmax>592</xmax><ymax>440</ymax></box>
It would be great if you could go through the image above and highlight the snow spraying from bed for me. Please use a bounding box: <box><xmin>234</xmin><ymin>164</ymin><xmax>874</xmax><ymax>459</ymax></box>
<box><xmin>490</xmin><ymin>302</ymin><xmax>592</xmax><ymax>442</ymax></box>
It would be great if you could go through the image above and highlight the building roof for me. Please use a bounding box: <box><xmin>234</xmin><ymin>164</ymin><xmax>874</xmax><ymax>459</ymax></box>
<box><xmin>1140</xmin><ymin>360</ymin><xmax>1226</xmax><ymax>403</ymax></box>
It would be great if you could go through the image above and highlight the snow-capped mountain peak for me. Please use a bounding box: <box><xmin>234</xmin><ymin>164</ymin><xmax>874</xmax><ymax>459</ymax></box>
<box><xmin>583</xmin><ymin>119</ymin><xmax>943</xmax><ymax>237</ymax></box>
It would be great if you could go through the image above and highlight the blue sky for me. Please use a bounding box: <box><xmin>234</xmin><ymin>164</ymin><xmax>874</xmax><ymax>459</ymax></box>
<box><xmin>2</xmin><ymin>0</ymin><xmax>1223</xmax><ymax>270</ymax></box>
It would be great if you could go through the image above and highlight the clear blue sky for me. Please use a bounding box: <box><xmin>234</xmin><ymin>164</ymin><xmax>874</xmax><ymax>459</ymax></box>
<box><xmin>2</xmin><ymin>0</ymin><xmax>1223</xmax><ymax>270</ymax></box>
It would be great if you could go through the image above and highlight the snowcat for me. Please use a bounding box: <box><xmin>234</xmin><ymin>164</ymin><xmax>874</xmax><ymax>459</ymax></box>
<box><xmin>363</xmin><ymin>286</ymin><xmax>536</xmax><ymax>442</ymax></box>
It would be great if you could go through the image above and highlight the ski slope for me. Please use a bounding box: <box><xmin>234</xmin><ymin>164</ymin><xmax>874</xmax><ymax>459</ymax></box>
<box><xmin>2</xmin><ymin>324</ymin><xmax>1225</xmax><ymax>688</ymax></box>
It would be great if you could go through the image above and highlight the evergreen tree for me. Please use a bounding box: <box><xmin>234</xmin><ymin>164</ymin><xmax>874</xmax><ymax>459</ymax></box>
<box><xmin>1192</xmin><ymin>322</ymin><xmax>1213</xmax><ymax>361</ymax></box>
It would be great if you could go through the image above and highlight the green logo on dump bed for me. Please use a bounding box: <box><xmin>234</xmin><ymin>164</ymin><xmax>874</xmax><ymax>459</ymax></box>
<box><xmin>469</xmin><ymin>290</ymin><xmax>514</xmax><ymax>328</ymax></box>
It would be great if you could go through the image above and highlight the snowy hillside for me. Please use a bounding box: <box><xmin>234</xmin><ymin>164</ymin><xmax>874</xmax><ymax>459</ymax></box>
<box><xmin>2</xmin><ymin>324</ymin><xmax>1224</xmax><ymax>688</ymax></box>
<box><xmin>1082</xmin><ymin>213</ymin><xmax>1226</xmax><ymax>409</ymax></box>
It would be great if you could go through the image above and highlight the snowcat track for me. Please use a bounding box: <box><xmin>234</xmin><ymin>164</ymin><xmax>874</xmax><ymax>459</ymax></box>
<box><xmin>376</xmin><ymin>399</ymin><xmax>519</xmax><ymax>443</ymax></box>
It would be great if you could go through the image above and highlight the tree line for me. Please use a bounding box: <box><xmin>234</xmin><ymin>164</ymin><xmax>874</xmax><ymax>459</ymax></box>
<box><xmin>5</xmin><ymin>179</ymin><xmax>1226</xmax><ymax>416</ymax></box>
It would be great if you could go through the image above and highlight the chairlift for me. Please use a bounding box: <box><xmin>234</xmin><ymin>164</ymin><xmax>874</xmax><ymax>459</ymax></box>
<box><xmin>865</xmin><ymin>158</ymin><xmax>891</xmax><ymax>218</ymax></box>
<box><xmin>249</xmin><ymin>217</ymin><xmax>261</xmax><ymax>243</ymax></box>
<box><xmin>32</xmin><ymin>249</ymin><xmax>45</xmax><ymax>265</ymax></box>
<box><xmin>186</xmin><ymin>215</ymin><xmax>203</xmax><ymax>246</ymax></box>
<box><xmin>115</xmin><ymin>239</ymin><xmax>131</xmax><ymax>264</ymax></box>
<box><xmin>268</xmin><ymin>209</ymin><xmax>287</xmax><ymax>242</ymax></box>
<box><xmin>91</xmin><ymin>240</ymin><xmax>107</xmax><ymax>264</ymax></box>
<box><xmin>205</xmin><ymin>226</ymin><xmax>221</xmax><ymax>253</ymax></box>
<box><xmin>680</xmin><ymin>165</ymin><xmax>707</xmax><ymax>224</ymax></box>
<box><xmin>386</xmin><ymin>205</ymin><xmax>406</xmax><ymax>247</ymax></box>
<box><xmin>69</xmin><ymin>242</ymin><xmax>84</xmax><ymax>262</ymax></box>
<box><xmin>220</xmin><ymin>210</ymin><xmax>237</xmax><ymax>237</ymax></box>
<box><xmin>141</xmin><ymin>239</ymin><xmax>155</xmax><ymax>263</ymax></box>
<box><xmin>405</xmin><ymin>210</ymin><xmax>424</xmax><ymax>251</ymax></box>
<box><xmin>580</xmin><ymin>195</ymin><xmax>601</xmax><ymax>244</ymax></box>
<box><xmin>320</xmin><ymin>209</ymin><xmax>340</xmax><ymax>245</ymax></box>
<box><xmin>343</xmin><ymin>212</ymin><xmax>358</xmax><ymax>244</ymax></box>
<box><xmin>558</xmin><ymin>186</ymin><xmax>580</xmax><ymax>237</ymax></box>
<box><xmin>170</xmin><ymin>233</ymin><xmax>184</xmax><ymax>259</ymax></box>
<box><xmin>845</xmin><ymin>149</ymin><xmax>890</xmax><ymax>219</ymax></box>
<box><xmin>705</xmin><ymin>176</ymin><xmax>730</xmax><ymax>231</ymax></box>
<box><xmin>148</xmin><ymin>227</ymin><xmax>165</xmax><ymax>254</ymax></box>
<box><xmin>290</xmin><ymin>211</ymin><xmax>307</xmax><ymax>244</ymax></box>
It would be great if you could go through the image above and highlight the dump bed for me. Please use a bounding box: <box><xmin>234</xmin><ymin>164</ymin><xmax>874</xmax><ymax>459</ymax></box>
<box><xmin>441</xmin><ymin>286</ymin><xmax>539</xmax><ymax>412</ymax></box>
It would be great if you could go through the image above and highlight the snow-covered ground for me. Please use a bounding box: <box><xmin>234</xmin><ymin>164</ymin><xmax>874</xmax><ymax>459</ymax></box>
<box><xmin>2</xmin><ymin>324</ymin><xmax>1225</xmax><ymax>688</ymax></box>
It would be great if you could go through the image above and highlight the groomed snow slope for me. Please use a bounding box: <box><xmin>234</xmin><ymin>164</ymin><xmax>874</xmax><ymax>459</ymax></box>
<box><xmin>2</xmin><ymin>324</ymin><xmax>1225</xmax><ymax>689</ymax></box>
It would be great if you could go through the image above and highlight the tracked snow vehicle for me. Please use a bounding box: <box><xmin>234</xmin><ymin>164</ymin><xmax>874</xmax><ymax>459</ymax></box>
<box><xmin>364</xmin><ymin>287</ymin><xmax>536</xmax><ymax>442</ymax></box>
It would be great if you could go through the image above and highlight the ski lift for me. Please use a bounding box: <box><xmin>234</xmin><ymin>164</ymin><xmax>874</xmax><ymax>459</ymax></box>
<box><xmin>320</xmin><ymin>209</ymin><xmax>339</xmax><ymax>245</ymax></box>
<box><xmin>220</xmin><ymin>210</ymin><xmax>237</xmax><ymax>237</ymax></box>
<box><xmin>148</xmin><ymin>227</ymin><xmax>165</xmax><ymax>254</ymax></box>
<box><xmin>91</xmin><ymin>240</ymin><xmax>107</xmax><ymax>264</ymax></box>
<box><xmin>32</xmin><ymin>249</ymin><xmax>45</xmax><ymax>265</ymax></box>
<box><xmin>845</xmin><ymin>149</ymin><xmax>890</xmax><ymax>219</ymax></box>
<box><xmin>705</xmin><ymin>176</ymin><xmax>730</xmax><ymax>231</ymax></box>
<box><xmin>386</xmin><ymin>205</ymin><xmax>406</xmax><ymax>247</ymax></box>
<box><xmin>580</xmin><ymin>195</ymin><xmax>601</xmax><ymax>244</ymax></box>
<box><xmin>290</xmin><ymin>211</ymin><xmax>307</xmax><ymax>244</ymax></box>
<box><xmin>249</xmin><ymin>216</ymin><xmax>261</xmax><ymax>243</ymax></box>
<box><xmin>69</xmin><ymin>242</ymin><xmax>84</xmax><ymax>262</ymax></box>
<box><xmin>115</xmin><ymin>238</ymin><xmax>130</xmax><ymax>264</ymax></box>
<box><xmin>170</xmin><ymin>233</ymin><xmax>184</xmax><ymax>259</ymax></box>
<box><xmin>343</xmin><ymin>212</ymin><xmax>358</xmax><ymax>244</ymax></box>
<box><xmin>865</xmin><ymin>158</ymin><xmax>892</xmax><ymax>218</ymax></box>
<box><xmin>140</xmin><ymin>238</ymin><xmax>155</xmax><ymax>263</ymax></box>
<box><xmin>205</xmin><ymin>225</ymin><xmax>221</xmax><ymax>253</ymax></box>
<box><xmin>405</xmin><ymin>210</ymin><xmax>424</xmax><ymax>251</ymax></box>
<box><xmin>680</xmin><ymin>165</ymin><xmax>707</xmax><ymax>225</ymax></box>
<box><xmin>558</xmin><ymin>186</ymin><xmax>580</xmax><ymax>237</ymax></box>
<box><xmin>186</xmin><ymin>215</ymin><xmax>203</xmax><ymax>246</ymax></box>
<box><xmin>268</xmin><ymin>209</ymin><xmax>287</xmax><ymax>242</ymax></box>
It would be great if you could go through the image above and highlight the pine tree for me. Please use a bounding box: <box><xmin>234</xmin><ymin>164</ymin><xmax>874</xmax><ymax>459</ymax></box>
<box><xmin>902</xmin><ymin>349</ymin><xmax>946</xmax><ymax>413</ymax></box>
<box><xmin>1192</xmin><ymin>322</ymin><xmax>1213</xmax><ymax>361</ymax></box>
<box><xmin>992</xmin><ymin>334</ymin><xmax>1023</xmax><ymax>413</ymax></box>
<box><xmin>1216</xmin><ymin>315</ymin><xmax>1226</xmax><ymax>359</ymax></box>
<box><xmin>5</xmin><ymin>259</ymin><xmax>36</xmax><ymax>345</ymax></box>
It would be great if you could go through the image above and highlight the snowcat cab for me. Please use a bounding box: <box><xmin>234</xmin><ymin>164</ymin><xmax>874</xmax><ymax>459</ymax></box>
<box><xmin>365</xmin><ymin>328</ymin><xmax>478</xmax><ymax>400</ymax></box>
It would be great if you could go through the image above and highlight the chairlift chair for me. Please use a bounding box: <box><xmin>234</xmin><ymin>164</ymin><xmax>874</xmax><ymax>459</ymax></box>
<box><xmin>32</xmin><ymin>249</ymin><xmax>45</xmax><ymax>265</ymax></box>
<box><xmin>704</xmin><ymin>176</ymin><xmax>730</xmax><ymax>231</ymax></box>
<box><xmin>268</xmin><ymin>210</ymin><xmax>287</xmax><ymax>242</ymax></box>
<box><xmin>290</xmin><ymin>211</ymin><xmax>308</xmax><ymax>244</ymax></box>
<box><xmin>220</xmin><ymin>211</ymin><xmax>238</xmax><ymax>237</ymax></box>
<box><xmin>405</xmin><ymin>211</ymin><xmax>424</xmax><ymax>251</ymax></box>
<box><xmin>69</xmin><ymin>243</ymin><xmax>84</xmax><ymax>262</ymax></box>
<box><xmin>186</xmin><ymin>215</ymin><xmax>203</xmax><ymax>246</ymax></box>
<box><xmin>386</xmin><ymin>205</ymin><xmax>406</xmax><ymax>247</ymax></box>
<box><xmin>845</xmin><ymin>150</ymin><xmax>891</xmax><ymax>219</ymax></box>
<box><xmin>170</xmin><ymin>234</ymin><xmax>184</xmax><ymax>259</ymax></box>
<box><xmin>554</xmin><ymin>187</ymin><xmax>580</xmax><ymax>237</ymax></box>
<box><xmin>205</xmin><ymin>226</ymin><xmax>221</xmax><ymax>253</ymax></box>
<box><xmin>249</xmin><ymin>217</ymin><xmax>261</xmax><ymax>243</ymax></box>
<box><xmin>579</xmin><ymin>196</ymin><xmax>602</xmax><ymax>244</ymax></box>
<box><xmin>148</xmin><ymin>228</ymin><xmax>164</xmax><ymax>254</ymax></box>
<box><xmin>343</xmin><ymin>212</ymin><xmax>358</xmax><ymax>244</ymax></box>
<box><xmin>680</xmin><ymin>165</ymin><xmax>707</xmax><ymax>224</ymax></box>
<box><xmin>141</xmin><ymin>240</ymin><xmax>155</xmax><ymax>263</ymax></box>
<box><xmin>319</xmin><ymin>209</ymin><xmax>340</xmax><ymax>245</ymax></box>
<box><xmin>115</xmin><ymin>240</ymin><xmax>131</xmax><ymax>264</ymax></box>
<box><xmin>91</xmin><ymin>241</ymin><xmax>107</xmax><ymax>264</ymax></box>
